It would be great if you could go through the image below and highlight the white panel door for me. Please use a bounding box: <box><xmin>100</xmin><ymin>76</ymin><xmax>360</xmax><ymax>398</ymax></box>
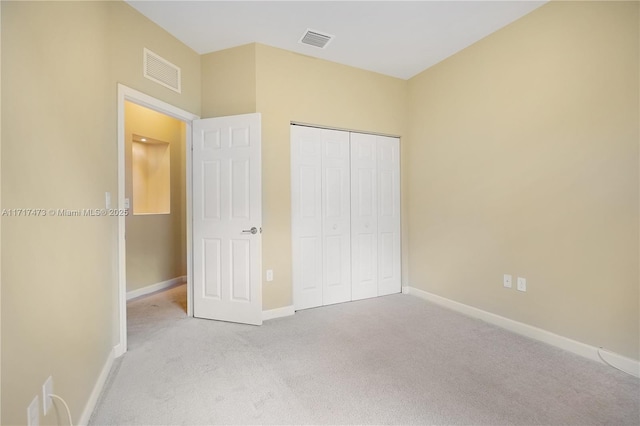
<box><xmin>193</xmin><ymin>113</ymin><xmax>262</xmax><ymax>325</ymax></box>
<box><xmin>350</xmin><ymin>133</ymin><xmax>378</xmax><ymax>300</ymax></box>
<box><xmin>291</xmin><ymin>125</ymin><xmax>323</xmax><ymax>310</ymax></box>
<box><xmin>377</xmin><ymin>136</ymin><xmax>401</xmax><ymax>296</ymax></box>
<box><xmin>321</xmin><ymin>128</ymin><xmax>352</xmax><ymax>305</ymax></box>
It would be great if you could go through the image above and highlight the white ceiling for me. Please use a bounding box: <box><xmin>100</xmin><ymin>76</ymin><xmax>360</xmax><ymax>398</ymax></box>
<box><xmin>126</xmin><ymin>1</ymin><xmax>547</xmax><ymax>80</ymax></box>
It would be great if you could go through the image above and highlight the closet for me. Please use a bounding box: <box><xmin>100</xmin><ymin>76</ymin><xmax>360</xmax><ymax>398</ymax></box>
<box><xmin>291</xmin><ymin>124</ymin><xmax>401</xmax><ymax>310</ymax></box>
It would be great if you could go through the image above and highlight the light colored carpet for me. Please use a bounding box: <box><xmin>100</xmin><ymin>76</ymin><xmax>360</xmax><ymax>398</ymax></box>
<box><xmin>90</xmin><ymin>284</ymin><xmax>639</xmax><ymax>425</ymax></box>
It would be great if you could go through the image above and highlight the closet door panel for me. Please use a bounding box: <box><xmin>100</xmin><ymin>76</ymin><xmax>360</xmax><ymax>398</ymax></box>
<box><xmin>293</xmin><ymin>126</ymin><xmax>401</xmax><ymax>309</ymax></box>
<box><xmin>321</xmin><ymin>129</ymin><xmax>352</xmax><ymax>305</ymax></box>
<box><xmin>350</xmin><ymin>133</ymin><xmax>378</xmax><ymax>300</ymax></box>
<box><xmin>377</xmin><ymin>136</ymin><xmax>402</xmax><ymax>296</ymax></box>
<box><xmin>291</xmin><ymin>125</ymin><xmax>323</xmax><ymax>309</ymax></box>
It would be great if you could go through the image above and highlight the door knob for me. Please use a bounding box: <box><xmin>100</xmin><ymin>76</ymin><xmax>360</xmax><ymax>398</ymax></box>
<box><xmin>242</xmin><ymin>227</ymin><xmax>258</xmax><ymax>235</ymax></box>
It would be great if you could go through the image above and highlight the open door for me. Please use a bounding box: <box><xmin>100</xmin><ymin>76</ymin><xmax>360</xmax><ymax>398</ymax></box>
<box><xmin>192</xmin><ymin>113</ymin><xmax>262</xmax><ymax>325</ymax></box>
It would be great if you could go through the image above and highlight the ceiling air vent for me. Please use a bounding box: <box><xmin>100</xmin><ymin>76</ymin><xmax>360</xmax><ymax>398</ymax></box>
<box><xmin>299</xmin><ymin>29</ymin><xmax>334</xmax><ymax>49</ymax></box>
<box><xmin>143</xmin><ymin>48</ymin><xmax>181</xmax><ymax>93</ymax></box>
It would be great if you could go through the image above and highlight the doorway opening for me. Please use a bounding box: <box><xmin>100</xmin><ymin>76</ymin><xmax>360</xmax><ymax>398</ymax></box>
<box><xmin>116</xmin><ymin>84</ymin><xmax>199</xmax><ymax>356</ymax></box>
<box><xmin>124</xmin><ymin>101</ymin><xmax>187</xmax><ymax>345</ymax></box>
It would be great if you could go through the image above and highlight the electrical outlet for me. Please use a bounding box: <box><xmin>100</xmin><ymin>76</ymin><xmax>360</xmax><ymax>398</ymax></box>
<box><xmin>27</xmin><ymin>395</ymin><xmax>39</xmax><ymax>426</ymax></box>
<box><xmin>42</xmin><ymin>376</ymin><xmax>53</xmax><ymax>415</ymax></box>
<box><xmin>266</xmin><ymin>270</ymin><xmax>274</xmax><ymax>282</ymax></box>
<box><xmin>503</xmin><ymin>274</ymin><xmax>512</xmax><ymax>288</ymax></box>
<box><xmin>105</xmin><ymin>191</ymin><xmax>111</xmax><ymax>209</ymax></box>
<box><xmin>517</xmin><ymin>277</ymin><xmax>527</xmax><ymax>292</ymax></box>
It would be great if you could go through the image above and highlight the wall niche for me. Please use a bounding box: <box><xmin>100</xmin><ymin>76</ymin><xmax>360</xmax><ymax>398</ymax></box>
<box><xmin>132</xmin><ymin>134</ymin><xmax>170</xmax><ymax>214</ymax></box>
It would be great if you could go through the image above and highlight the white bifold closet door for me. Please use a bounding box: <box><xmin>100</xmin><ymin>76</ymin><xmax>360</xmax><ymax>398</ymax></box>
<box><xmin>350</xmin><ymin>133</ymin><xmax>378</xmax><ymax>300</ymax></box>
<box><xmin>373</xmin><ymin>135</ymin><xmax>401</xmax><ymax>296</ymax></box>
<box><xmin>351</xmin><ymin>132</ymin><xmax>401</xmax><ymax>299</ymax></box>
<box><xmin>291</xmin><ymin>125</ymin><xmax>351</xmax><ymax>310</ymax></box>
<box><xmin>292</xmin><ymin>125</ymin><xmax>400</xmax><ymax>310</ymax></box>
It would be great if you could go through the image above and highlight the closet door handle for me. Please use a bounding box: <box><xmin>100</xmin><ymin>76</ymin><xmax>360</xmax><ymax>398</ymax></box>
<box><xmin>242</xmin><ymin>227</ymin><xmax>258</xmax><ymax>235</ymax></box>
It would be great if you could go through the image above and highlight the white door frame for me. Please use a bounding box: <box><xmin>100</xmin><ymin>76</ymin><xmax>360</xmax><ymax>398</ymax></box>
<box><xmin>115</xmin><ymin>84</ymin><xmax>199</xmax><ymax>357</ymax></box>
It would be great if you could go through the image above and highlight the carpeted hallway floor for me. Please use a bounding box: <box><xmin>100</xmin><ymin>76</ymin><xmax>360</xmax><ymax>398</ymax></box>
<box><xmin>90</xmin><ymin>284</ymin><xmax>639</xmax><ymax>425</ymax></box>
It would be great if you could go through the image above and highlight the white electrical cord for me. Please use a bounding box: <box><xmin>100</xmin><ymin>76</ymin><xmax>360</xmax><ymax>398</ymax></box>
<box><xmin>597</xmin><ymin>347</ymin><xmax>635</xmax><ymax>377</ymax></box>
<box><xmin>48</xmin><ymin>394</ymin><xmax>73</xmax><ymax>426</ymax></box>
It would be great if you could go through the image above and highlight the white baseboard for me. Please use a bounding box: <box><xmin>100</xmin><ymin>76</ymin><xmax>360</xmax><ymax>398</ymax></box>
<box><xmin>126</xmin><ymin>276</ymin><xmax>186</xmax><ymax>300</ymax></box>
<box><xmin>403</xmin><ymin>286</ymin><xmax>640</xmax><ymax>378</ymax></box>
<box><xmin>263</xmin><ymin>305</ymin><xmax>295</xmax><ymax>321</ymax></box>
<box><xmin>113</xmin><ymin>342</ymin><xmax>125</xmax><ymax>359</ymax></box>
<box><xmin>78</xmin><ymin>347</ymin><xmax>115</xmax><ymax>426</ymax></box>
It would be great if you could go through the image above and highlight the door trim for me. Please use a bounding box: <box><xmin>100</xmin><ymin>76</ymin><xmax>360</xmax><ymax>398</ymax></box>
<box><xmin>115</xmin><ymin>84</ymin><xmax>199</xmax><ymax>357</ymax></box>
<box><xmin>290</xmin><ymin>121</ymin><xmax>401</xmax><ymax>139</ymax></box>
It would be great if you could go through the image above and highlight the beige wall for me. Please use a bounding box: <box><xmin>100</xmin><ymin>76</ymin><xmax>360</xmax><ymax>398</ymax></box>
<box><xmin>125</xmin><ymin>101</ymin><xmax>186</xmax><ymax>292</ymax></box>
<box><xmin>254</xmin><ymin>44</ymin><xmax>408</xmax><ymax>310</ymax></box>
<box><xmin>201</xmin><ymin>44</ymin><xmax>257</xmax><ymax>118</ymax></box>
<box><xmin>407</xmin><ymin>1</ymin><xmax>639</xmax><ymax>360</ymax></box>
<box><xmin>107</xmin><ymin>3</ymin><xmax>201</xmax><ymax>116</ymax></box>
<box><xmin>0</xmin><ymin>1</ymin><xmax>200</xmax><ymax>425</ymax></box>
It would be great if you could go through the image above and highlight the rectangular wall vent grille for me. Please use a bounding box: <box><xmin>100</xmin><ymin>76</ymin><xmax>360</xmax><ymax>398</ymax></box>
<box><xmin>299</xmin><ymin>29</ymin><xmax>334</xmax><ymax>49</ymax></box>
<box><xmin>143</xmin><ymin>48</ymin><xmax>181</xmax><ymax>93</ymax></box>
